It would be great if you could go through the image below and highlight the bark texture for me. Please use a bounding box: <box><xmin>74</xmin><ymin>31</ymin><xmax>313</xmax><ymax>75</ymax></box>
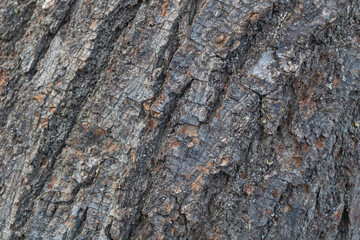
<box><xmin>1</xmin><ymin>0</ymin><xmax>360</xmax><ymax>239</ymax></box>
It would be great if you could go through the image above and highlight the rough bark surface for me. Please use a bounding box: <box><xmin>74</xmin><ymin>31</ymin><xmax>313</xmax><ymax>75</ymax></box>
<box><xmin>0</xmin><ymin>0</ymin><xmax>360</xmax><ymax>239</ymax></box>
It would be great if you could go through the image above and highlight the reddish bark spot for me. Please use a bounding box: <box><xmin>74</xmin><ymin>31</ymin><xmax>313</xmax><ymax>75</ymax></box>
<box><xmin>48</xmin><ymin>177</ymin><xmax>56</xmax><ymax>189</ymax></box>
<box><xmin>273</xmin><ymin>188</ymin><xmax>278</xmax><ymax>198</ymax></box>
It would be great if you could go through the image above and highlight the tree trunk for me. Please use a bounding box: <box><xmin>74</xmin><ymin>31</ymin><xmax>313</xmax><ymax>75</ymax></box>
<box><xmin>1</xmin><ymin>0</ymin><xmax>360</xmax><ymax>239</ymax></box>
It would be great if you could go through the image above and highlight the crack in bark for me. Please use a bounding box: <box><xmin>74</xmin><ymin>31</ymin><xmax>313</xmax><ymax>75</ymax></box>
<box><xmin>26</xmin><ymin>0</ymin><xmax>78</xmax><ymax>76</ymax></box>
<box><xmin>188</xmin><ymin>0</ymin><xmax>207</xmax><ymax>27</ymax></box>
<box><xmin>262</xmin><ymin>184</ymin><xmax>293</xmax><ymax>239</ymax></box>
<box><xmin>336</xmin><ymin>204</ymin><xmax>350</xmax><ymax>240</ymax></box>
<box><xmin>0</xmin><ymin>0</ymin><xmax>77</xmax><ymax>129</ymax></box>
<box><xmin>0</xmin><ymin>0</ymin><xmax>36</xmax><ymax>42</ymax></box>
<box><xmin>104</xmin><ymin>220</ymin><xmax>114</xmax><ymax>240</ymax></box>
<box><xmin>10</xmin><ymin>1</ymin><xmax>144</xmax><ymax>234</ymax></box>
<box><xmin>121</xmin><ymin>1</ymin><xmax>209</xmax><ymax>237</ymax></box>
<box><xmin>126</xmin><ymin>76</ymin><xmax>196</xmax><ymax>239</ymax></box>
<box><xmin>65</xmin><ymin>207</ymin><xmax>88</xmax><ymax>240</ymax></box>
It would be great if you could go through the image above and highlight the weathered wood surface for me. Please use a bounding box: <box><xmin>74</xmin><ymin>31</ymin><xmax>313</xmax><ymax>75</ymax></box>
<box><xmin>0</xmin><ymin>0</ymin><xmax>360</xmax><ymax>239</ymax></box>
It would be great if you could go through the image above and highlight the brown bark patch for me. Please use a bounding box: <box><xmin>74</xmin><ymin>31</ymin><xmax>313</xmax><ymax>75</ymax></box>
<box><xmin>245</xmin><ymin>183</ymin><xmax>254</xmax><ymax>196</ymax></box>
<box><xmin>41</xmin><ymin>157</ymin><xmax>50</xmax><ymax>167</ymax></box>
<box><xmin>106</xmin><ymin>141</ymin><xmax>118</xmax><ymax>153</ymax></box>
<box><xmin>95</xmin><ymin>128</ymin><xmax>106</xmax><ymax>137</ymax></box>
<box><xmin>250</xmin><ymin>13</ymin><xmax>259</xmax><ymax>23</ymax></box>
<box><xmin>215</xmin><ymin>34</ymin><xmax>228</xmax><ymax>50</ymax></box>
<box><xmin>284</xmin><ymin>205</ymin><xmax>292</xmax><ymax>213</ymax></box>
<box><xmin>191</xmin><ymin>175</ymin><xmax>203</xmax><ymax>192</ymax></box>
<box><xmin>216</xmin><ymin>102</ymin><xmax>224</xmax><ymax>119</ymax></box>
<box><xmin>303</xmin><ymin>142</ymin><xmax>311</xmax><ymax>153</ymax></box>
<box><xmin>187</xmin><ymin>137</ymin><xmax>199</xmax><ymax>148</ymax></box>
<box><xmin>48</xmin><ymin>102</ymin><xmax>57</xmax><ymax>113</ymax></box>
<box><xmin>168</xmin><ymin>139</ymin><xmax>181</xmax><ymax>149</ymax></box>
<box><xmin>143</xmin><ymin>99</ymin><xmax>152</xmax><ymax>111</ymax></box>
<box><xmin>33</xmin><ymin>94</ymin><xmax>45</xmax><ymax>103</ymax></box>
<box><xmin>147</xmin><ymin>119</ymin><xmax>157</xmax><ymax>131</ymax></box>
<box><xmin>48</xmin><ymin>177</ymin><xmax>56</xmax><ymax>189</ymax></box>
<box><xmin>303</xmin><ymin>184</ymin><xmax>311</xmax><ymax>194</ymax></box>
<box><xmin>40</xmin><ymin>117</ymin><xmax>49</xmax><ymax>128</ymax></box>
<box><xmin>334</xmin><ymin>208</ymin><xmax>343</xmax><ymax>221</ymax></box>
<box><xmin>164</xmin><ymin>202</ymin><xmax>172</xmax><ymax>214</ymax></box>
<box><xmin>198</xmin><ymin>166</ymin><xmax>210</xmax><ymax>174</ymax></box>
<box><xmin>130</xmin><ymin>149</ymin><xmax>136</xmax><ymax>164</ymax></box>
<box><xmin>219</xmin><ymin>155</ymin><xmax>229</xmax><ymax>166</ymax></box>
<box><xmin>180</xmin><ymin>125</ymin><xmax>198</xmax><ymax>137</ymax></box>
<box><xmin>81</xmin><ymin>122</ymin><xmax>90</xmax><ymax>132</ymax></box>
<box><xmin>160</xmin><ymin>0</ymin><xmax>170</xmax><ymax>17</ymax></box>
<box><xmin>265</xmin><ymin>208</ymin><xmax>271</xmax><ymax>216</ymax></box>
<box><xmin>295</xmin><ymin>157</ymin><xmax>303</xmax><ymax>167</ymax></box>
<box><xmin>74</xmin><ymin>150</ymin><xmax>83</xmax><ymax>158</ymax></box>
<box><xmin>0</xmin><ymin>69</ymin><xmax>9</xmax><ymax>95</ymax></box>
<box><xmin>273</xmin><ymin>188</ymin><xmax>278</xmax><ymax>198</ymax></box>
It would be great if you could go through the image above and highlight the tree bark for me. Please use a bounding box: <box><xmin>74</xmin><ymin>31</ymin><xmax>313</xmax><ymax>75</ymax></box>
<box><xmin>1</xmin><ymin>0</ymin><xmax>360</xmax><ymax>239</ymax></box>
